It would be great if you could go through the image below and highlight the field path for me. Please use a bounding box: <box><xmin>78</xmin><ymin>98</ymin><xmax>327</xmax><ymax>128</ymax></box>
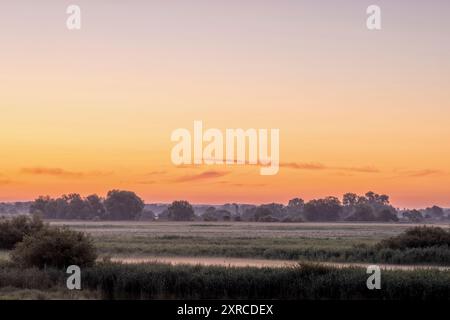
<box><xmin>110</xmin><ymin>256</ymin><xmax>450</xmax><ymax>271</ymax></box>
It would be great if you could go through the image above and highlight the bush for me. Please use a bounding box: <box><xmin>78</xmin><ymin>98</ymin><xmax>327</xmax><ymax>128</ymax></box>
<box><xmin>0</xmin><ymin>215</ymin><xmax>45</xmax><ymax>249</ymax></box>
<box><xmin>377</xmin><ymin>226</ymin><xmax>450</xmax><ymax>250</ymax></box>
<box><xmin>11</xmin><ymin>227</ymin><xmax>97</xmax><ymax>269</ymax></box>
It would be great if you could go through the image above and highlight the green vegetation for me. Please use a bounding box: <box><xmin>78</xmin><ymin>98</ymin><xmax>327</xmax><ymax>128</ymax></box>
<box><xmin>11</xmin><ymin>227</ymin><xmax>97</xmax><ymax>269</ymax></box>
<box><xmin>377</xmin><ymin>226</ymin><xmax>450</xmax><ymax>249</ymax></box>
<box><xmin>94</xmin><ymin>235</ymin><xmax>450</xmax><ymax>265</ymax></box>
<box><xmin>29</xmin><ymin>190</ymin><xmax>144</xmax><ymax>220</ymax></box>
<box><xmin>0</xmin><ymin>215</ymin><xmax>97</xmax><ymax>269</ymax></box>
<box><xmin>167</xmin><ymin>200</ymin><xmax>195</xmax><ymax>221</ymax></box>
<box><xmin>25</xmin><ymin>190</ymin><xmax>450</xmax><ymax>222</ymax></box>
<box><xmin>79</xmin><ymin>222</ymin><xmax>450</xmax><ymax>265</ymax></box>
<box><xmin>84</xmin><ymin>262</ymin><xmax>450</xmax><ymax>300</ymax></box>
<box><xmin>0</xmin><ymin>215</ymin><xmax>44</xmax><ymax>249</ymax></box>
<box><xmin>0</xmin><ymin>261</ymin><xmax>98</xmax><ymax>299</ymax></box>
<box><xmin>0</xmin><ymin>220</ymin><xmax>450</xmax><ymax>300</ymax></box>
<box><xmin>104</xmin><ymin>190</ymin><xmax>145</xmax><ymax>220</ymax></box>
<box><xmin>0</xmin><ymin>260</ymin><xmax>449</xmax><ymax>300</ymax></box>
<box><xmin>2</xmin><ymin>221</ymin><xmax>448</xmax><ymax>267</ymax></box>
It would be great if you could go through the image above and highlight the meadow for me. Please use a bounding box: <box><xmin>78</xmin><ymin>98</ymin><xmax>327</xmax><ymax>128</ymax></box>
<box><xmin>1</xmin><ymin>221</ymin><xmax>449</xmax><ymax>300</ymax></box>
<box><xmin>51</xmin><ymin>221</ymin><xmax>450</xmax><ymax>265</ymax></box>
<box><xmin>0</xmin><ymin>260</ymin><xmax>449</xmax><ymax>300</ymax></box>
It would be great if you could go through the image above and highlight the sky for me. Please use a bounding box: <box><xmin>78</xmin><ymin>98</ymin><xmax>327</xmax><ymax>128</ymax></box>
<box><xmin>1</xmin><ymin>0</ymin><xmax>450</xmax><ymax>208</ymax></box>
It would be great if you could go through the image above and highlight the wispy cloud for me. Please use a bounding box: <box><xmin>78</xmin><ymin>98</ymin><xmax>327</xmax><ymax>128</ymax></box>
<box><xmin>395</xmin><ymin>169</ymin><xmax>445</xmax><ymax>178</ymax></box>
<box><xmin>172</xmin><ymin>160</ymin><xmax>378</xmax><ymax>174</ymax></box>
<box><xmin>135</xmin><ymin>180</ymin><xmax>156</xmax><ymax>185</ymax></box>
<box><xmin>335</xmin><ymin>166</ymin><xmax>379</xmax><ymax>173</ymax></box>
<box><xmin>281</xmin><ymin>162</ymin><xmax>326</xmax><ymax>170</ymax></box>
<box><xmin>174</xmin><ymin>170</ymin><xmax>230</xmax><ymax>182</ymax></box>
<box><xmin>280</xmin><ymin>162</ymin><xmax>379</xmax><ymax>173</ymax></box>
<box><xmin>173</xmin><ymin>164</ymin><xmax>203</xmax><ymax>169</ymax></box>
<box><xmin>145</xmin><ymin>170</ymin><xmax>167</xmax><ymax>176</ymax></box>
<box><xmin>21</xmin><ymin>167</ymin><xmax>111</xmax><ymax>178</ymax></box>
<box><xmin>214</xmin><ymin>180</ymin><xmax>267</xmax><ymax>187</ymax></box>
<box><xmin>22</xmin><ymin>167</ymin><xmax>83</xmax><ymax>177</ymax></box>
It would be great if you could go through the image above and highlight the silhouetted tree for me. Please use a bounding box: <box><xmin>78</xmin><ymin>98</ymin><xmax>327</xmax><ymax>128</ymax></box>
<box><xmin>202</xmin><ymin>208</ymin><xmax>231</xmax><ymax>221</ymax></box>
<box><xmin>377</xmin><ymin>208</ymin><xmax>399</xmax><ymax>222</ymax></box>
<box><xmin>168</xmin><ymin>200</ymin><xmax>195</xmax><ymax>221</ymax></box>
<box><xmin>287</xmin><ymin>198</ymin><xmax>304</xmax><ymax>217</ymax></box>
<box><xmin>86</xmin><ymin>194</ymin><xmax>106</xmax><ymax>219</ymax></box>
<box><xmin>424</xmin><ymin>206</ymin><xmax>445</xmax><ymax>219</ymax></box>
<box><xmin>30</xmin><ymin>196</ymin><xmax>51</xmax><ymax>216</ymax></box>
<box><xmin>403</xmin><ymin>209</ymin><xmax>424</xmax><ymax>222</ymax></box>
<box><xmin>104</xmin><ymin>190</ymin><xmax>144</xmax><ymax>220</ymax></box>
<box><xmin>345</xmin><ymin>203</ymin><xmax>376</xmax><ymax>221</ymax></box>
<box><xmin>254</xmin><ymin>207</ymin><xmax>274</xmax><ymax>222</ymax></box>
<box><xmin>304</xmin><ymin>197</ymin><xmax>342</xmax><ymax>221</ymax></box>
<box><xmin>288</xmin><ymin>198</ymin><xmax>304</xmax><ymax>210</ymax></box>
<box><xmin>343</xmin><ymin>193</ymin><xmax>358</xmax><ymax>207</ymax></box>
<box><xmin>138</xmin><ymin>210</ymin><xmax>156</xmax><ymax>221</ymax></box>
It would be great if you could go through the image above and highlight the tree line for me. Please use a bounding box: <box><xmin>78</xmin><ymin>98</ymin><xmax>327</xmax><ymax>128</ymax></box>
<box><xmin>26</xmin><ymin>190</ymin><xmax>449</xmax><ymax>222</ymax></box>
<box><xmin>29</xmin><ymin>190</ymin><xmax>145</xmax><ymax>220</ymax></box>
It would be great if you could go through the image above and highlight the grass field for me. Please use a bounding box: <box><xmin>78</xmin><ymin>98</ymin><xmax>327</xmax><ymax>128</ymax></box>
<box><xmin>1</xmin><ymin>260</ymin><xmax>449</xmax><ymax>300</ymax></box>
<box><xmin>51</xmin><ymin>221</ymin><xmax>450</xmax><ymax>265</ymax></box>
<box><xmin>1</xmin><ymin>221</ymin><xmax>450</xmax><ymax>300</ymax></box>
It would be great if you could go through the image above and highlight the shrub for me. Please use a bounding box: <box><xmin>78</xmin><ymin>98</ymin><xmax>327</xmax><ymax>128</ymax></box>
<box><xmin>377</xmin><ymin>226</ymin><xmax>450</xmax><ymax>250</ymax></box>
<box><xmin>11</xmin><ymin>227</ymin><xmax>97</xmax><ymax>269</ymax></box>
<box><xmin>0</xmin><ymin>215</ymin><xmax>45</xmax><ymax>249</ymax></box>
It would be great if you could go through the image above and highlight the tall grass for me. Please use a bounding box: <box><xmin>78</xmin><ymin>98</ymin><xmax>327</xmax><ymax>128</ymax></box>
<box><xmin>91</xmin><ymin>225</ymin><xmax>450</xmax><ymax>265</ymax></box>
<box><xmin>0</xmin><ymin>261</ymin><xmax>62</xmax><ymax>290</ymax></box>
<box><xmin>1</xmin><ymin>260</ymin><xmax>449</xmax><ymax>300</ymax></box>
<box><xmin>82</xmin><ymin>262</ymin><xmax>450</xmax><ymax>300</ymax></box>
<box><xmin>96</xmin><ymin>236</ymin><xmax>450</xmax><ymax>265</ymax></box>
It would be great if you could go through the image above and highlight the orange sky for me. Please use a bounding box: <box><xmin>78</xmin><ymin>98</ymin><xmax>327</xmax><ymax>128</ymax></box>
<box><xmin>1</xmin><ymin>1</ymin><xmax>450</xmax><ymax>208</ymax></box>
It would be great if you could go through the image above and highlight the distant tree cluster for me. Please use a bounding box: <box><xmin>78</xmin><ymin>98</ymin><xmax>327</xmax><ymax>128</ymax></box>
<box><xmin>29</xmin><ymin>190</ymin><xmax>144</xmax><ymax>221</ymax></box>
<box><xmin>401</xmin><ymin>209</ymin><xmax>424</xmax><ymax>222</ymax></box>
<box><xmin>159</xmin><ymin>200</ymin><xmax>196</xmax><ymax>221</ymax></box>
<box><xmin>342</xmin><ymin>191</ymin><xmax>398</xmax><ymax>222</ymax></box>
<box><xmin>202</xmin><ymin>207</ymin><xmax>232</xmax><ymax>221</ymax></box>
<box><xmin>228</xmin><ymin>191</ymin><xmax>398</xmax><ymax>223</ymax></box>
<box><xmin>25</xmin><ymin>190</ymin><xmax>449</xmax><ymax>223</ymax></box>
<box><xmin>0</xmin><ymin>202</ymin><xmax>31</xmax><ymax>215</ymax></box>
<box><xmin>400</xmin><ymin>205</ymin><xmax>447</xmax><ymax>223</ymax></box>
<box><xmin>160</xmin><ymin>191</ymin><xmax>448</xmax><ymax>223</ymax></box>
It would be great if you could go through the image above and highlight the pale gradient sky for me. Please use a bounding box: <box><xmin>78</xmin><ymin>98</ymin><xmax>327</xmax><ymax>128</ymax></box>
<box><xmin>1</xmin><ymin>1</ymin><xmax>450</xmax><ymax>208</ymax></box>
